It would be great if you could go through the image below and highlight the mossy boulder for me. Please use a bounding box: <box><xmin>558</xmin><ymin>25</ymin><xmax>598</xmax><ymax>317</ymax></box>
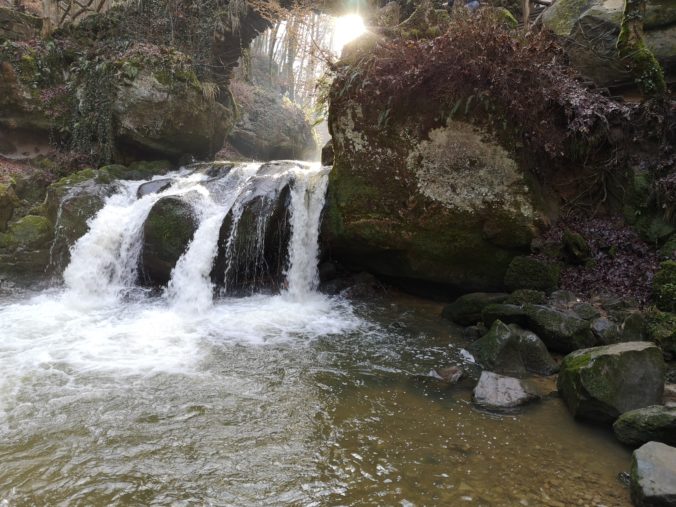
<box><xmin>557</xmin><ymin>341</ymin><xmax>665</xmax><ymax>423</ymax></box>
<box><xmin>543</xmin><ymin>0</ymin><xmax>676</xmax><ymax>88</ymax></box>
<box><xmin>613</xmin><ymin>405</ymin><xmax>676</xmax><ymax>446</ymax></box>
<box><xmin>505</xmin><ymin>289</ymin><xmax>548</xmax><ymax>305</ymax></box>
<box><xmin>562</xmin><ymin>229</ymin><xmax>591</xmax><ymax>265</ymax></box>
<box><xmin>442</xmin><ymin>292</ymin><xmax>509</xmax><ymax>325</ymax></box>
<box><xmin>0</xmin><ymin>183</ymin><xmax>20</xmax><ymax>232</ymax></box>
<box><xmin>482</xmin><ymin>302</ymin><xmax>597</xmax><ymax>353</ymax></box>
<box><xmin>469</xmin><ymin>320</ymin><xmax>559</xmax><ymax>376</ymax></box>
<box><xmin>112</xmin><ymin>53</ymin><xmax>235</xmax><ymax>161</ymax></box>
<box><xmin>504</xmin><ymin>256</ymin><xmax>560</xmax><ymax>292</ymax></box>
<box><xmin>645</xmin><ymin>309</ymin><xmax>676</xmax><ymax>359</ymax></box>
<box><xmin>140</xmin><ymin>196</ymin><xmax>198</xmax><ymax>286</ymax></box>
<box><xmin>653</xmin><ymin>261</ymin><xmax>676</xmax><ymax>312</ymax></box>
<box><xmin>325</xmin><ymin>100</ymin><xmax>544</xmax><ymax>292</ymax></box>
<box><xmin>0</xmin><ymin>215</ymin><xmax>52</xmax><ymax>250</ymax></box>
<box><xmin>630</xmin><ymin>442</ymin><xmax>676</xmax><ymax>507</ymax></box>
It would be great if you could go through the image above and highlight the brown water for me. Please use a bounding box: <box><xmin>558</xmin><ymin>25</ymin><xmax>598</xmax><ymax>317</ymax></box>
<box><xmin>0</xmin><ymin>289</ymin><xmax>631</xmax><ymax>506</ymax></box>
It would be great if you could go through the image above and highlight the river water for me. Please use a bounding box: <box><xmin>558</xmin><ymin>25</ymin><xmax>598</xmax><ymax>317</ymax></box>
<box><xmin>0</xmin><ymin>162</ymin><xmax>631</xmax><ymax>506</ymax></box>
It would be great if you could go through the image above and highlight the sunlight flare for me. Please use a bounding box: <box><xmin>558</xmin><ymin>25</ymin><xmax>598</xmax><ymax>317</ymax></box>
<box><xmin>332</xmin><ymin>14</ymin><xmax>367</xmax><ymax>53</ymax></box>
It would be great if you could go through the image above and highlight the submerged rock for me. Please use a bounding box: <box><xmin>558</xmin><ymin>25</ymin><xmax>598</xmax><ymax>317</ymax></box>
<box><xmin>141</xmin><ymin>196</ymin><xmax>198</xmax><ymax>285</ymax></box>
<box><xmin>469</xmin><ymin>320</ymin><xmax>558</xmax><ymax>376</ymax></box>
<box><xmin>137</xmin><ymin>179</ymin><xmax>173</xmax><ymax>198</ymax></box>
<box><xmin>630</xmin><ymin>442</ymin><xmax>676</xmax><ymax>507</ymax></box>
<box><xmin>614</xmin><ymin>405</ymin><xmax>676</xmax><ymax>447</ymax></box>
<box><xmin>442</xmin><ymin>292</ymin><xmax>509</xmax><ymax>325</ymax></box>
<box><xmin>473</xmin><ymin>371</ymin><xmax>539</xmax><ymax>410</ymax></box>
<box><xmin>557</xmin><ymin>342</ymin><xmax>665</xmax><ymax>423</ymax></box>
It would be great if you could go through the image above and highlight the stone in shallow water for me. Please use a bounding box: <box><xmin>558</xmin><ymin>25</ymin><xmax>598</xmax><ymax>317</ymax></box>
<box><xmin>614</xmin><ymin>406</ymin><xmax>676</xmax><ymax>447</ymax></box>
<box><xmin>441</xmin><ymin>292</ymin><xmax>509</xmax><ymax>326</ymax></box>
<box><xmin>630</xmin><ymin>441</ymin><xmax>676</xmax><ymax>507</ymax></box>
<box><xmin>473</xmin><ymin>371</ymin><xmax>539</xmax><ymax>410</ymax></box>
<box><xmin>557</xmin><ymin>342</ymin><xmax>665</xmax><ymax>424</ymax></box>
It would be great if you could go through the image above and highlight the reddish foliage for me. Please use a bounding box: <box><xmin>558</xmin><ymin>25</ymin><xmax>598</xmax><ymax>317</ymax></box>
<box><xmin>332</xmin><ymin>12</ymin><xmax>630</xmax><ymax>166</ymax></box>
<box><xmin>538</xmin><ymin>215</ymin><xmax>659</xmax><ymax>306</ymax></box>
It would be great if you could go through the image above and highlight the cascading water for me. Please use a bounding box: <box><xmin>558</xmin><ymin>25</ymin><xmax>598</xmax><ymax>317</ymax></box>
<box><xmin>0</xmin><ymin>161</ymin><xmax>633</xmax><ymax>507</ymax></box>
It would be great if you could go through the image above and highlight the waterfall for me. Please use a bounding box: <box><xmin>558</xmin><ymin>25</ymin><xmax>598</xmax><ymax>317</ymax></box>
<box><xmin>59</xmin><ymin>161</ymin><xmax>329</xmax><ymax>305</ymax></box>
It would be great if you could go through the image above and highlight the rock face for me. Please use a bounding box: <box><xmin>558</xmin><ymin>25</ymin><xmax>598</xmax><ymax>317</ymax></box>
<box><xmin>325</xmin><ymin>100</ymin><xmax>544</xmax><ymax>291</ymax></box>
<box><xmin>614</xmin><ymin>405</ymin><xmax>676</xmax><ymax>447</ymax></box>
<box><xmin>469</xmin><ymin>320</ymin><xmax>559</xmax><ymax>376</ymax></box>
<box><xmin>557</xmin><ymin>342</ymin><xmax>666</xmax><ymax>423</ymax></box>
<box><xmin>473</xmin><ymin>371</ymin><xmax>540</xmax><ymax>410</ymax></box>
<box><xmin>630</xmin><ymin>442</ymin><xmax>676</xmax><ymax>507</ymax></box>
<box><xmin>111</xmin><ymin>53</ymin><xmax>235</xmax><ymax>161</ymax></box>
<box><xmin>228</xmin><ymin>82</ymin><xmax>317</xmax><ymax>161</ymax></box>
<box><xmin>140</xmin><ymin>197</ymin><xmax>198</xmax><ymax>285</ymax></box>
<box><xmin>542</xmin><ymin>0</ymin><xmax>676</xmax><ymax>87</ymax></box>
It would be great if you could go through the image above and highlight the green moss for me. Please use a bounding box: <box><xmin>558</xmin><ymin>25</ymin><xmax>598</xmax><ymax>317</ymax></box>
<box><xmin>645</xmin><ymin>309</ymin><xmax>676</xmax><ymax>357</ymax></box>
<box><xmin>617</xmin><ymin>0</ymin><xmax>667</xmax><ymax>98</ymax></box>
<box><xmin>542</xmin><ymin>0</ymin><xmax>593</xmax><ymax>36</ymax></box>
<box><xmin>504</xmin><ymin>256</ymin><xmax>560</xmax><ymax>292</ymax></box>
<box><xmin>0</xmin><ymin>215</ymin><xmax>52</xmax><ymax>250</ymax></box>
<box><xmin>653</xmin><ymin>261</ymin><xmax>676</xmax><ymax>311</ymax></box>
<box><xmin>52</xmin><ymin>168</ymin><xmax>97</xmax><ymax>188</ymax></box>
<box><xmin>506</xmin><ymin>289</ymin><xmax>547</xmax><ymax>305</ymax></box>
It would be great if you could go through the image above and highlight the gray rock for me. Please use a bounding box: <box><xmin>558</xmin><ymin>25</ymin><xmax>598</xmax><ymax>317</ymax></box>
<box><xmin>592</xmin><ymin>317</ymin><xmax>621</xmax><ymax>344</ymax></box>
<box><xmin>469</xmin><ymin>320</ymin><xmax>559</xmax><ymax>376</ymax></box>
<box><xmin>442</xmin><ymin>292</ymin><xmax>510</xmax><ymax>325</ymax></box>
<box><xmin>630</xmin><ymin>442</ymin><xmax>676</xmax><ymax>507</ymax></box>
<box><xmin>614</xmin><ymin>405</ymin><xmax>676</xmax><ymax>447</ymax></box>
<box><xmin>137</xmin><ymin>179</ymin><xmax>173</xmax><ymax>198</ymax></box>
<box><xmin>557</xmin><ymin>342</ymin><xmax>666</xmax><ymax>424</ymax></box>
<box><xmin>473</xmin><ymin>371</ymin><xmax>539</xmax><ymax>410</ymax></box>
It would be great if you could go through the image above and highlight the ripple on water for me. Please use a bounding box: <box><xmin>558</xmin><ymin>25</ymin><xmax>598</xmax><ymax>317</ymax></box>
<box><xmin>0</xmin><ymin>291</ymin><xmax>631</xmax><ymax>506</ymax></box>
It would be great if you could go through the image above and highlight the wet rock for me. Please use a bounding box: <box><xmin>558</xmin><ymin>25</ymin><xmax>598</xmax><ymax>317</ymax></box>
<box><xmin>469</xmin><ymin>320</ymin><xmax>558</xmax><ymax>376</ymax></box>
<box><xmin>504</xmin><ymin>256</ymin><xmax>560</xmax><ymax>293</ymax></box>
<box><xmin>141</xmin><ymin>196</ymin><xmax>198</xmax><ymax>285</ymax></box>
<box><xmin>613</xmin><ymin>406</ymin><xmax>676</xmax><ymax>447</ymax></box>
<box><xmin>630</xmin><ymin>442</ymin><xmax>676</xmax><ymax>507</ymax></box>
<box><xmin>410</xmin><ymin>366</ymin><xmax>464</xmax><ymax>390</ymax></box>
<box><xmin>0</xmin><ymin>214</ymin><xmax>52</xmax><ymax>250</ymax></box>
<box><xmin>483</xmin><ymin>303</ymin><xmax>596</xmax><ymax>353</ymax></box>
<box><xmin>212</xmin><ymin>183</ymin><xmax>291</xmax><ymax>295</ymax></box>
<box><xmin>557</xmin><ymin>342</ymin><xmax>666</xmax><ymax>424</ymax></box>
<box><xmin>321</xmin><ymin>141</ymin><xmax>334</xmax><ymax>166</ymax></box>
<box><xmin>137</xmin><ymin>179</ymin><xmax>173</xmax><ymax>198</ymax></box>
<box><xmin>463</xmin><ymin>324</ymin><xmax>486</xmax><ymax>342</ymax></box>
<box><xmin>473</xmin><ymin>371</ymin><xmax>539</xmax><ymax>410</ymax></box>
<box><xmin>442</xmin><ymin>292</ymin><xmax>509</xmax><ymax>325</ymax></box>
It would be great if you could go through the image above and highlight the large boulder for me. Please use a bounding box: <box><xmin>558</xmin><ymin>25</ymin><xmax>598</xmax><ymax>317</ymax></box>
<box><xmin>473</xmin><ymin>371</ymin><xmax>540</xmax><ymax>410</ymax></box>
<box><xmin>469</xmin><ymin>320</ymin><xmax>559</xmax><ymax>376</ymax></box>
<box><xmin>0</xmin><ymin>182</ymin><xmax>20</xmax><ymax>232</ymax></box>
<box><xmin>614</xmin><ymin>405</ymin><xmax>676</xmax><ymax>447</ymax></box>
<box><xmin>653</xmin><ymin>261</ymin><xmax>676</xmax><ymax>313</ymax></box>
<box><xmin>324</xmin><ymin>109</ymin><xmax>544</xmax><ymax>292</ymax></box>
<box><xmin>111</xmin><ymin>49</ymin><xmax>235</xmax><ymax>161</ymax></box>
<box><xmin>211</xmin><ymin>175</ymin><xmax>292</xmax><ymax>295</ymax></box>
<box><xmin>542</xmin><ymin>0</ymin><xmax>676</xmax><ymax>87</ymax></box>
<box><xmin>557</xmin><ymin>342</ymin><xmax>666</xmax><ymax>423</ymax></box>
<box><xmin>482</xmin><ymin>303</ymin><xmax>597</xmax><ymax>353</ymax></box>
<box><xmin>228</xmin><ymin>81</ymin><xmax>317</xmax><ymax>161</ymax></box>
<box><xmin>140</xmin><ymin>196</ymin><xmax>198</xmax><ymax>285</ymax></box>
<box><xmin>630</xmin><ymin>442</ymin><xmax>676</xmax><ymax>507</ymax></box>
